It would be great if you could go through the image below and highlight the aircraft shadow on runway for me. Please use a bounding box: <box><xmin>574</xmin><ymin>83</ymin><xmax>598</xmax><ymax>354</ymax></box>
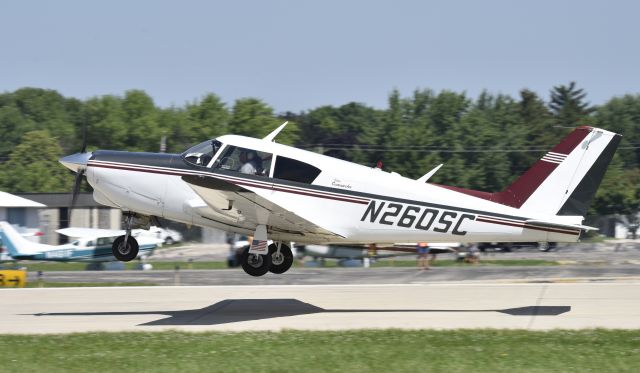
<box><xmin>30</xmin><ymin>299</ymin><xmax>571</xmax><ymax>326</ymax></box>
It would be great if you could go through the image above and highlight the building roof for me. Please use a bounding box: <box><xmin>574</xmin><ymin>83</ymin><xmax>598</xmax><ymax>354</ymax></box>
<box><xmin>14</xmin><ymin>192</ymin><xmax>101</xmax><ymax>208</ymax></box>
<box><xmin>0</xmin><ymin>191</ymin><xmax>46</xmax><ymax>208</ymax></box>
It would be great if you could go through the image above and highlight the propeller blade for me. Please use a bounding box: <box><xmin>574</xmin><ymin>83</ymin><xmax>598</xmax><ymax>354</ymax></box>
<box><xmin>68</xmin><ymin>170</ymin><xmax>85</xmax><ymax>221</ymax></box>
<box><xmin>80</xmin><ymin>123</ymin><xmax>88</xmax><ymax>153</ymax></box>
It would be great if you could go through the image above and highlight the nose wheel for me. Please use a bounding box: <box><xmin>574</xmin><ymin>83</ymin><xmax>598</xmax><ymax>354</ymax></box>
<box><xmin>112</xmin><ymin>235</ymin><xmax>139</xmax><ymax>261</ymax></box>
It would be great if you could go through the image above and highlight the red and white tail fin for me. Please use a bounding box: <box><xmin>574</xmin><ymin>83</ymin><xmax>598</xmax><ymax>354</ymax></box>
<box><xmin>517</xmin><ymin>126</ymin><xmax>620</xmax><ymax>216</ymax></box>
<box><xmin>439</xmin><ymin>126</ymin><xmax>621</xmax><ymax>217</ymax></box>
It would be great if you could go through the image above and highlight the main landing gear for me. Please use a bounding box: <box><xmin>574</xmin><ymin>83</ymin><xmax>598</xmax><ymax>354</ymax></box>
<box><xmin>240</xmin><ymin>242</ymin><xmax>294</xmax><ymax>277</ymax></box>
<box><xmin>112</xmin><ymin>213</ymin><xmax>139</xmax><ymax>262</ymax></box>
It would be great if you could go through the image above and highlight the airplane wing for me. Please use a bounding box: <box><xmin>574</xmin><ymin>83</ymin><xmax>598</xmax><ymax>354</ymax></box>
<box><xmin>182</xmin><ymin>174</ymin><xmax>345</xmax><ymax>242</ymax></box>
<box><xmin>56</xmin><ymin>227</ymin><xmax>126</xmax><ymax>238</ymax></box>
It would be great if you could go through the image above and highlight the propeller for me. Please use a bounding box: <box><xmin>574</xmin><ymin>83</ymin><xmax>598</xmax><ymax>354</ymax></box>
<box><xmin>67</xmin><ymin>123</ymin><xmax>89</xmax><ymax>221</ymax></box>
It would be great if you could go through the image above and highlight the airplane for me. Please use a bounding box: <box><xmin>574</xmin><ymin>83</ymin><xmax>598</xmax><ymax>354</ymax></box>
<box><xmin>0</xmin><ymin>222</ymin><xmax>160</xmax><ymax>263</ymax></box>
<box><xmin>59</xmin><ymin>124</ymin><xmax>621</xmax><ymax>277</ymax></box>
<box><xmin>300</xmin><ymin>242</ymin><xmax>460</xmax><ymax>260</ymax></box>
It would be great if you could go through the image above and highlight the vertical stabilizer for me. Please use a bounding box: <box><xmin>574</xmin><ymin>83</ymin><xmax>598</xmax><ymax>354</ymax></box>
<box><xmin>436</xmin><ymin>126</ymin><xmax>621</xmax><ymax>217</ymax></box>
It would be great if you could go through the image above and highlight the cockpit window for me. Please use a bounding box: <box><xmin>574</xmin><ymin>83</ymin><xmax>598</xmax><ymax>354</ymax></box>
<box><xmin>214</xmin><ymin>146</ymin><xmax>273</xmax><ymax>177</ymax></box>
<box><xmin>183</xmin><ymin>140</ymin><xmax>223</xmax><ymax>166</ymax></box>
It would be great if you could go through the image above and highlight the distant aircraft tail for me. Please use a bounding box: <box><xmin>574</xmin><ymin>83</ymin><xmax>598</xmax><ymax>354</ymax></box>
<box><xmin>440</xmin><ymin>126</ymin><xmax>621</xmax><ymax>217</ymax></box>
<box><xmin>0</xmin><ymin>222</ymin><xmax>39</xmax><ymax>257</ymax></box>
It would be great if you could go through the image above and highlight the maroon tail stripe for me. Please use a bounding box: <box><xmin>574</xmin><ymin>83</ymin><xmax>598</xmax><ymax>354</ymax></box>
<box><xmin>435</xmin><ymin>127</ymin><xmax>593</xmax><ymax>209</ymax></box>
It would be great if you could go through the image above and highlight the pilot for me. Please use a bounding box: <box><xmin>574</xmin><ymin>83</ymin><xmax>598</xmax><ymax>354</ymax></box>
<box><xmin>239</xmin><ymin>150</ymin><xmax>262</xmax><ymax>175</ymax></box>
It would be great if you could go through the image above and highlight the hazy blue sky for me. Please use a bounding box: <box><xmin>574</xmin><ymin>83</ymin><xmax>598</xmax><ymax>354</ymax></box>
<box><xmin>1</xmin><ymin>0</ymin><xmax>638</xmax><ymax>112</ymax></box>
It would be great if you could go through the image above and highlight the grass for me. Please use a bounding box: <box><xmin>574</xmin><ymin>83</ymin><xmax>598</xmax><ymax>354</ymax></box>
<box><xmin>1</xmin><ymin>258</ymin><xmax>560</xmax><ymax>272</ymax></box>
<box><xmin>0</xmin><ymin>329</ymin><xmax>638</xmax><ymax>372</ymax></box>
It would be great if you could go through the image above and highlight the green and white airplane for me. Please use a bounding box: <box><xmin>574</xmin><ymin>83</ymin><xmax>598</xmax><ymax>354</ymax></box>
<box><xmin>0</xmin><ymin>222</ymin><xmax>161</xmax><ymax>262</ymax></box>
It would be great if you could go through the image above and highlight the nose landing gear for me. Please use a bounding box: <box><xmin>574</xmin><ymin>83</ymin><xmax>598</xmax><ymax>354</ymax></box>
<box><xmin>112</xmin><ymin>235</ymin><xmax>139</xmax><ymax>261</ymax></box>
<box><xmin>112</xmin><ymin>213</ymin><xmax>139</xmax><ymax>262</ymax></box>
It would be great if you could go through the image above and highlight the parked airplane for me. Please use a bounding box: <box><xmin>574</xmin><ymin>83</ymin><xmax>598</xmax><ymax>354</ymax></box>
<box><xmin>0</xmin><ymin>222</ymin><xmax>160</xmax><ymax>262</ymax></box>
<box><xmin>300</xmin><ymin>242</ymin><xmax>460</xmax><ymax>260</ymax></box>
<box><xmin>59</xmin><ymin>124</ymin><xmax>620</xmax><ymax>276</ymax></box>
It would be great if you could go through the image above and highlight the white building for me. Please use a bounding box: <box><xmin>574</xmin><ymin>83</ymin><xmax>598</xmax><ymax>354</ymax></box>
<box><xmin>0</xmin><ymin>191</ymin><xmax>45</xmax><ymax>230</ymax></box>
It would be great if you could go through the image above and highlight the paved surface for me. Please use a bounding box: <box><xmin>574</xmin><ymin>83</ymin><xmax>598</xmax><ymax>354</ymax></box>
<box><xmin>1</xmin><ymin>282</ymin><xmax>639</xmax><ymax>334</ymax></box>
<box><xmin>26</xmin><ymin>265</ymin><xmax>640</xmax><ymax>286</ymax></box>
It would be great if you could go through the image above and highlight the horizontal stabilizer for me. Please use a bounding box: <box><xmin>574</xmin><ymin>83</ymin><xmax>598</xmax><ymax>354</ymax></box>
<box><xmin>525</xmin><ymin>220</ymin><xmax>598</xmax><ymax>232</ymax></box>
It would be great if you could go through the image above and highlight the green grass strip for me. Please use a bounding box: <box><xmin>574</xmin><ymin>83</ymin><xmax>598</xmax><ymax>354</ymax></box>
<box><xmin>0</xmin><ymin>329</ymin><xmax>638</xmax><ymax>372</ymax></box>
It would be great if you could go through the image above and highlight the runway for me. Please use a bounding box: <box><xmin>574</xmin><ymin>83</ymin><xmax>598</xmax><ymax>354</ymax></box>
<box><xmin>1</xmin><ymin>282</ymin><xmax>639</xmax><ymax>334</ymax></box>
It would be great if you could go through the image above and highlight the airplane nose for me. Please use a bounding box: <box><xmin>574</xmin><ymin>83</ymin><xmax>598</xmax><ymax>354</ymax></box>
<box><xmin>59</xmin><ymin>152</ymin><xmax>93</xmax><ymax>173</ymax></box>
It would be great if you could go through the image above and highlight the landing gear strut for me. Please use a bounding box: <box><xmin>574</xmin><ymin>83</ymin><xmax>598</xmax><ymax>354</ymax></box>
<box><xmin>112</xmin><ymin>213</ymin><xmax>139</xmax><ymax>262</ymax></box>
<box><xmin>268</xmin><ymin>243</ymin><xmax>293</xmax><ymax>274</ymax></box>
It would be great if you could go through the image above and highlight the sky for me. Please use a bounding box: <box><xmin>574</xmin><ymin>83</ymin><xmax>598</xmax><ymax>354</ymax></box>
<box><xmin>1</xmin><ymin>0</ymin><xmax>639</xmax><ymax>113</ymax></box>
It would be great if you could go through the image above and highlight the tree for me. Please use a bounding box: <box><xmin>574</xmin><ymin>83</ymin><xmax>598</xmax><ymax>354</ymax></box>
<box><xmin>595</xmin><ymin>94</ymin><xmax>640</xmax><ymax>169</ymax></box>
<box><xmin>229</xmin><ymin>98</ymin><xmax>299</xmax><ymax>145</ymax></box>
<box><xmin>0</xmin><ymin>88</ymin><xmax>76</xmax><ymax>157</ymax></box>
<box><xmin>122</xmin><ymin>90</ymin><xmax>161</xmax><ymax>151</ymax></box>
<box><xmin>0</xmin><ymin>131</ymin><xmax>72</xmax><ymax>192</ymax></box>
<box><xmin>549</xmin><ymin>81</ymin><xmax>595</xmax><ymax>126</ymax></box>
<box><xmin>82</xmin><ymin>95</ymin><xmax>128</xmax><ymax>151</ymax></box>
<box><xmin>590</xmin><ymin>156</ymin><xmax>639</xmax><ymax>216</ymax></box>
<box><xmin>168</xmin><ymin>93</ymin><xmax>231</xmax><ymax>151</ymax></box>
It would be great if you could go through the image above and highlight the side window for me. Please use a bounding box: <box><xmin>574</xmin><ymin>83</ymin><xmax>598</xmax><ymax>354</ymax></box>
<box><xmin>215</xmin><ymin>146</ymin><xmax>273</xmax><ymax>176</ymax></box>
<box><xmin>273</xmin><ymin>156</ymin><xmax>321</xmax><ymax>184</ymax></box>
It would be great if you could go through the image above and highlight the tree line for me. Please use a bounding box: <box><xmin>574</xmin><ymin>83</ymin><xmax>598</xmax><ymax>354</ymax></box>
<box><xmin>1</xmin><ymin>83</ymin><xmax>639</xmax><ymax>218</ymax></box>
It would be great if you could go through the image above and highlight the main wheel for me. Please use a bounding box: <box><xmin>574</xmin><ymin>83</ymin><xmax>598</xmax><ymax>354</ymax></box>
<box><xmin>268</xmin><ymin>243</ymin><xmax>293</xmax><ymax>274</ymax></box>
<box><xmin>241</xmin><ymin>247</ymin><xmax>271</xmax><ymax>277</ymax></box>
<box><xmin>112</xmin><ymin>235</ymin><xmax>139</xmax><ymax>262</ymax></box>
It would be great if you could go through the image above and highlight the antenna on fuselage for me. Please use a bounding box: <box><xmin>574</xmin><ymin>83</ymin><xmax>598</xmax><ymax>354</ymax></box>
<box><xmin>417</xmin><ymin>164</ymin><xmax>443</xmax><ymax>183</ymax></box>
<box><xmin>263</xmin><ymin>121</ymin><xmax>288</xmax><ymax>142</ymax></box>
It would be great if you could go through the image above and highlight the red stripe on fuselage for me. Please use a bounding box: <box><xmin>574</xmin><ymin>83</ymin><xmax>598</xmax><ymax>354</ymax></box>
<box><xmin>88</xmin><ymin>161</ymin><xmax>369</xmax><ymax>205</ymax></box>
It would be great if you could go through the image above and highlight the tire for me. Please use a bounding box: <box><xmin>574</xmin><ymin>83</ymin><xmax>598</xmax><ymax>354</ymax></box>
<box><xmin>268</xmin><ymin>243</ymin><xmax>293</xmax><ymax>274</ymax></box>
<box><xmin>112</xmin><ymin>235</ymin><xmax>139</xmax><ymax>262</ymax></box>
<box><xmin>165</xmin><ymin>237</ymin><xmax>174</xmax><ymax>245</ymax></box>
<box><xmin>241</xmin><ymin>247</ymin><xmax>271</xmax><ymax>276</ymax></box>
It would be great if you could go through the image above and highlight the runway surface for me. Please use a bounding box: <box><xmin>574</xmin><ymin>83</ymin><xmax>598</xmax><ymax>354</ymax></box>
<box><xmin>1</xmin><ymin>282</ymin><xmax>639</xmax><ymax>334</ymax></box>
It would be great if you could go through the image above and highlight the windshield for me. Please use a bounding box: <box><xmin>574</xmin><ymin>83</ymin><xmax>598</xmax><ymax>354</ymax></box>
<box><xmin>183</xmin><ymin>140</ymin><xmax>223</xmax><ymax>166</ymax></box>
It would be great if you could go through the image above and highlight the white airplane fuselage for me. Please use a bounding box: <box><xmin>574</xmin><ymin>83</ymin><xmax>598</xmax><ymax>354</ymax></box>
<box><xmin>76</xmin><ymin>126</ymin><xmax>620</xmax><ymax>245</ymax></box>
